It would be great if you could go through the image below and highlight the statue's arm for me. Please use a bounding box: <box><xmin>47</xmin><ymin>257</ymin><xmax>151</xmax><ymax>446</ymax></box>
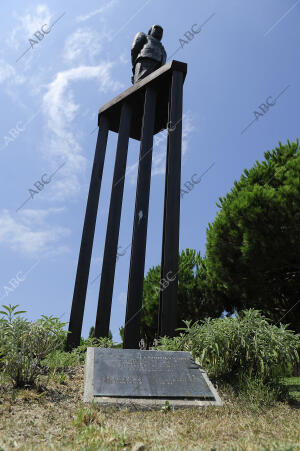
<box><xmin>131</xmin><ymin>32</ymin><xmax>147</xmax><ymax>66</ymax></box>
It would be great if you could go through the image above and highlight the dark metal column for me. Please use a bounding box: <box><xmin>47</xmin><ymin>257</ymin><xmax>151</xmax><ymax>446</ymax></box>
<box><xmin>159</xmin><ymin>71</ymin><xmax>184</xmax><ymax>338</ymax></box>
<box><xmin>67</xmin><ymin>115</ymin><xmax>109</xmax><ymax>350</ymax></box>
<box><xmin>95</xmin><ymin>102</ymin><xmax>132</xmax><ymax>338</ymax></box>
<box><xmin>123</xmin><ymin>87</ymin><xmax>157</xmax><ymax>349</ymax></box>
<box><xmin>158</xmin><ymin>82</ymin><xmax>171</xmax><ymax>337</ymax></box>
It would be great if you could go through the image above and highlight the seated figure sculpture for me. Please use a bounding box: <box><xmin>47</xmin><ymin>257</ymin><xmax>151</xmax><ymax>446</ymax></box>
<box><xmin>131</xmin><ymin>24</ymin><xmax>167</xmax><ymax>84</ymax></box>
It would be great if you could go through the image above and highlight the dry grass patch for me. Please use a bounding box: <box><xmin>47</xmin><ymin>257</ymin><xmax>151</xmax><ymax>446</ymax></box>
<box><xmin>0</xmin><ymin>366</ymin><xmax>299</xmax><ymax>450</ymax></box>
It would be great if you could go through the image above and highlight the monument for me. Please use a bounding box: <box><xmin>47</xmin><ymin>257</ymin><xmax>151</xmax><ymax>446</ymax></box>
<box><xmin>67</xmin><ymin>25</ymin><xmax>185</xmax><ymax>350</ymax></box>
<box><xmin>67</xmin><ymin>25</ymin><xmax>222</xmax><ymax>408</ymax></box>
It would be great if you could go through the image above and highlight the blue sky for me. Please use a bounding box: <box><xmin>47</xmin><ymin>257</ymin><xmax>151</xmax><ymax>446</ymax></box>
<box><xmin>0</xmin><ymin>0</ymin><xmax>298</xmax><ymax>341</ymax></box>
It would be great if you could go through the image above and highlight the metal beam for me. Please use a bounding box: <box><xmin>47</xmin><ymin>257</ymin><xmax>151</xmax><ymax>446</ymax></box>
<box><xmin>95</xmin><ymin>102</ymin><xmax>132</xmax><ymax>338</ymax></box>
<box><xmin>123</xmin><ymin>87</ymin><xmax>157</xmax><ymax>349</ymax></box>
<box><xmin>159</xmin><ymin>71</ymin><xmax>184</xmax><ymax>338</ymax></box>
<box><xmin>67</xmin><ymin>115</ymin><xmax>109</xmax><ymax>350</ymax></box>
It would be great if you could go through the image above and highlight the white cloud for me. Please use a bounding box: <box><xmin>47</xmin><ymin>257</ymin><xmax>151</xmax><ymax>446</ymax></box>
<box><xmin>182</xmin><ymin>111</ymin><xmax>196</xmax><ymax>147</ymax></box>
<box><xmin>42</xmin><ymin>63</ymin><xmax>123</xmax><ymax>200</ymax></box>
<box><xmin>152</xmin><ymin>111</ymin><xmax>195</xmax><ymax>176</ymax></box>
<box><xmin>63</xmin><ymin>28</ymin><xmax>109</xmax><ymax>64</ymax></box>
<box><xmin>7</xmin><ymin>4</ymin><xmax>52</xmax><ymax>50</ymax></box>
<box><xmin>76</xmin><ymin>0</ymin><xmax>118</xmax><ymax>23</ymax></box>
<box><xmin>20</xmin><ymin>207</ymin><xmax>65</xmax><ymax>226</ymax></box>
<box><xmin>0</xmin><ymin>58</ymin><xmax>27</xmax><ymax>107</ymax></box>
<box><xmin>0</xmin><ymin>59</ymin><xmax>25</xmax><ymax>85</ymax></box>
<box><xmin>117</xmin><ymin>291</ymin><xmax>127</xmax><ymax>305</ymax></box>
<box><xmin>126</xmin><ymin>111</ymin><xmax>196</xmax><ymax>182</ymax></box>
<box><xmin>0</xmin><ymin>209</ymin><xmax>69</xmax><ymax>256</ymax></box>
<box><xmin>91</xmin><ymin>255</ymin><xmax>103</xmax><ymax>266</ymax></box>
<box><xmin>119</xmin><ymin>53</ymin><xmax>129</xmax><ymax>65</ymax></box>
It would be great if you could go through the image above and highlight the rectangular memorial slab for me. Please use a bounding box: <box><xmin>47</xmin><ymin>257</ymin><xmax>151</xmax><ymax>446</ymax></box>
<box><xmin>84</xmin><ymin>348</ymin><xmax>222</xmax><ymax>409</ymax></box>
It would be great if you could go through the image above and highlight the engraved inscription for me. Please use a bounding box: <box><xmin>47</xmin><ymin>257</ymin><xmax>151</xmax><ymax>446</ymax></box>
<box><xmin>93</xmin><ymin>349</ymin><xmax>215</xmax><ymax>399</ymax></box>
<box><xmin>103</xmin><ymin>376</ymin><xmax>142</xmax><ymax>384</ymax></box>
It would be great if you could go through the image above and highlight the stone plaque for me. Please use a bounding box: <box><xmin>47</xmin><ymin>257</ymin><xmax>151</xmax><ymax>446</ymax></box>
<box><xmin>93</xmin><ymin>349</ymin><xmax>215</xmax><ymax>399</ymax></box>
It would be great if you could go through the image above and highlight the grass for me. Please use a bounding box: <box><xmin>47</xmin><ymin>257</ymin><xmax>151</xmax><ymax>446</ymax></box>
<box><xmin>282</xmin><ymin>377</ymin><xmax>300</xmax><ymax>403</ymax></box>
<box><xmin>0</xmin><ymin>368</ymin><xmax>300</xmax><ymax>450</ymax></box>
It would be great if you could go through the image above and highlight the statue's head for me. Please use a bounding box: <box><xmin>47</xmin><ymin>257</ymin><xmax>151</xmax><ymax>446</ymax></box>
<box><xmin>148</xmin><ymin>25</ymin><xmax>163</xmax><ymax>41</ymax></box>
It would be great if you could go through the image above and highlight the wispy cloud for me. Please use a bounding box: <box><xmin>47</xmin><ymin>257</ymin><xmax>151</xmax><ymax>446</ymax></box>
<box><xmin>76</xmin><ymin>0</ymin><xmax>118</xmax><ymax>23</ymax></box>
<box><xmin>63</xmin><ymin>28</ymin><xmax>110</xmax><ymax>64</ymax></box>
<box><xmin>126</xmin><ymin>111</ymin><xmax>196</xmax><ymax>182</ymax></box>
<box><xmin>0</xmin><ymin>209</ymin><xmax>69</xmax><ymax>256</ymax></box>
<box><xmin>0</xmin><ymin>60</ymin><xmax>25</xmax><ymax>85</ymax></box>
<box><xmin>6</xmin><ymin>4</ymin><xmax>52</xmax><ymax>50</ymax></box>
<box><xmin>42</xmin><ymin>63</ymin><xmax>124</xmax><ymax>200</ymax></box>
<box><xmin>20</xmin><ymin>207</ymin><xmax>65</xmax><ymax>225</ymax></box>
<box><xmin>152</xmin><ymin>111</ymin><xmax>195</xmax><ymax>176</ymax></box>
<box><xmin>117</xmin><ymin>291</ymin><xmax>127</xmax><ymax>305</ymax></box>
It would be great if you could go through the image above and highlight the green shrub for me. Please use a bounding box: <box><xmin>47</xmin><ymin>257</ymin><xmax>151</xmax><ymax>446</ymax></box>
<box><xmin>41</xmin><ymin>350</ymin><xmax>81</xmax><ymax>374</ymax></box>
<box><xmin>157</xmin><ymin>309</ymin><xmax>300</xmax><ymax>386</ymax></box>
<box><xmin>0</xmin><ymin>304</ymin><xmax>68</xmax><ymax>387</ymax></box>
<box><xmin>42</xmin><ymin>337</ymin><xmax>115</xmax><ymax>372</ymax></box>
<box><xmin>238</xmin><ymin>377</ymin><xmax>289</xmax><ymax>406</ymax></box>
<box><xmin>73</xmin><ymin>337</ymin><xmax>114</xmax><ymax>363</ymax></box>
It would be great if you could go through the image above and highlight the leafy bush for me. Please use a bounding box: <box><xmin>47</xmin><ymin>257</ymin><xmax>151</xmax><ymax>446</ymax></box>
<box><xmin>0</xmin><ymin>304</ymin><xmax>68</xmax><ymax>387</ymax></box>
<box><xmin>157</xmin><ymin>309</ymin><xmax>300</xmax><ymax>386</ymax></box>
<box><xmin>73</xmin><ymin>337</ymin><xmax>114</xmax><ymax>363</ymax></box>
<box><xmin>42</xmin><ymin>336</ymin><xmax>115</xmax><ymax>373</ymax></box>
<box><xmin>41</xmin><ymin>350</ymin><xmax>81</xmax><ymax>374</ymax></box>
<box><xmin>0</xmin><ymin>304</ymin><xmax>117</xmax><ymax>387</ymax></box>
<box><xmin>238</xmin><ymin>377</ymin><xmax>289</xmax><ymax>407</ymax></box>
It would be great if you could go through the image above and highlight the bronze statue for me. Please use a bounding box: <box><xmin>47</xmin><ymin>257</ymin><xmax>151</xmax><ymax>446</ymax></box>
<box><xmin>131</xmin><ymin>25</ymin><xmax>167</xmax><ymax>84</ymax></box>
